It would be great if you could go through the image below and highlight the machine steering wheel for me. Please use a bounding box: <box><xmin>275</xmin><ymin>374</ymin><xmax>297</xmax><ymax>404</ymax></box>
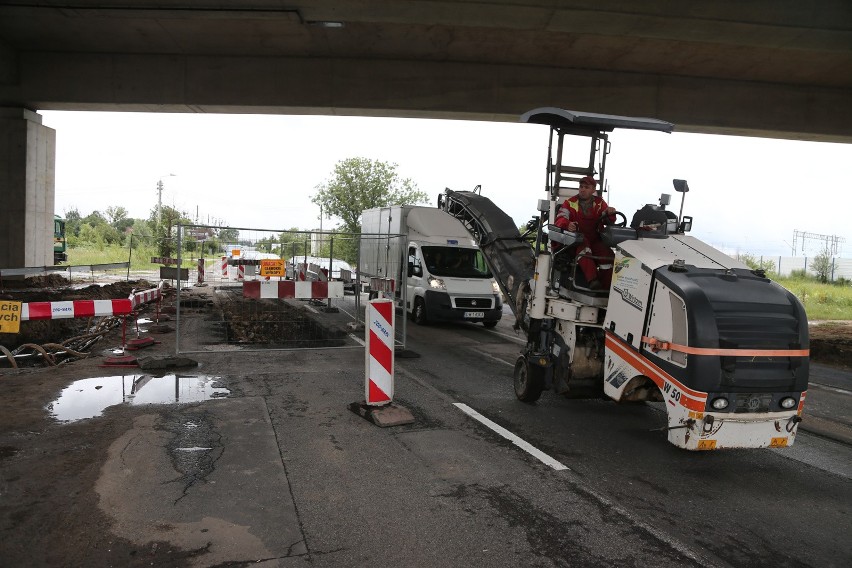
<box><xmin>600</xmin><ymin>211</ymin><xmax>627</xmax><ymax>228</ymax></box>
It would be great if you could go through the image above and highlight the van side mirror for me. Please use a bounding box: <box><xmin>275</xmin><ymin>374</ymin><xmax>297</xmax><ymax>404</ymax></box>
<box><xmin>679</xmin><ymin>216</ymin><xmax>693</xmax><ymax>233</ymax></box>
<box><xmin>408</xmin><ymin>261</ymin><xmax>422</xmax><ymax>277</ymax></box>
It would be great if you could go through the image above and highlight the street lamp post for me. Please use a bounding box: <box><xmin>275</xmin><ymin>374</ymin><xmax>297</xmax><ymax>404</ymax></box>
<box><xmin>156</xmin><ymin>173</ymin><xmax>176</xmax><ymax>227</ymax></box>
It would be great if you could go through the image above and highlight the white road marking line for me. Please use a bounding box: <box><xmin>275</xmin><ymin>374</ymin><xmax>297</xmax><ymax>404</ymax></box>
<box><xmin>349</xmin><ymin>333</ymin><xmax>365</xmax><ymax>346</ymax></box>
<box><xmin>476</xmin><ymin>350</ymin><xmax>514</xmax><ymax>367</ymax></box>
<box><xmin>452</xmin><ymin>402</ymin><xmax>569</xmax><ymax>471</ymax></box>
<box><xmin>483</xmin><ymin>327</ymin><xmax>526</xmax><ymax>344</ymax></box>
<box><xmin>809</xmin><ymin>382</ymin><xmax>852</xmax><ymax>396</ymax></box>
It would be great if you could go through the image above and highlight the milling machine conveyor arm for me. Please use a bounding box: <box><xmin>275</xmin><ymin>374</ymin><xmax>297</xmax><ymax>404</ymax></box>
<box><xmin>439</xmin><ymin>190</ymin><xmax>536</xmax><ymax>329</ymax></box>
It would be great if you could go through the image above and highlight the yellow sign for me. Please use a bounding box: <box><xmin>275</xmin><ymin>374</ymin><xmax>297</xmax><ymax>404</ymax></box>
<box><xmin>770</xmin><ymin>437</ymin><xmax>788</xmax><ymax>448</ymax></box>
<box><xmin>0</xmin><ymin>300</ymin><xmax>23</xmax><ymax>334</ymax></box>
<box><xmin>232</xmin><ymin>249</ymin><xmax>241</xmax><ymax>257</ymax></box>
<box><xmin>697</xmin><ymin>439</ymin><xmax>717</xmax><ymax>451</ymax></box>
<box><xmin>260</xmin><ymin>259</ymin><xmax>285</xmax><ymax>277</ymax></box>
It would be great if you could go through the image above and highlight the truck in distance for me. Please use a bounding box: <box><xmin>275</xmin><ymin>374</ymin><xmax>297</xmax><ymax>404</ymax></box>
<box><xmin>360</xmin><ymin>205</ymin><xmax>503</xmax><ymax>327</ymax></box>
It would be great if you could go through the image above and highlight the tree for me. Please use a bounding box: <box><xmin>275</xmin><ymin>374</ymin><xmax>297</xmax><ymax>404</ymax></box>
<box><xmin>811</xmin><ymin>245</ymin><xmax>833</xmax><ymax>283</ymax></box>
<box><xmin>105</xmin><ymin>205</ymin><xmax>134</xmax><ymax>233</ymax></box>
<box><xmin>311</xmin><ymin>157</ymin><xmax>428</xmax><ymax>234</ymax></box>
<box><xmin>82</xmin><ymin>211</ymin><xmax>108</xmax><ymax>228</ymax></box>
<box><xmin>147</xmin><ymin>205</ymin><xmax>191</xmax><ymax>258</ymax></box>
<box><xmin>738</xmin><ymin>253</ymin><xmax>777</xmax><ymax>278</ymax></box>
<box><xmin>64</xmin><ymin>207</ymin><xmax>82</xmax><ymax>237</ymax></box>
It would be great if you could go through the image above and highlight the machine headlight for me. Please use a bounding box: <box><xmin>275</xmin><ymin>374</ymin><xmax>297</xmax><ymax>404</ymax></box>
<box><xmin>428</xmin><ymin>277</ymin><xmax>446</xmax><ymax>290</ymax></box>
<box><xmin>780</xmin><ymin>397</ymin><xmax>797</xmax><ymax>409</ymax></box>
<box><xmin>491</xmin><ymin>280</ymin><xmax>500</xmax><ymax>294</ymax></box>
<box><xmin>711</xmin><ymin>397</ymin><xmax>729</xmax><ymax>410</ymax></box>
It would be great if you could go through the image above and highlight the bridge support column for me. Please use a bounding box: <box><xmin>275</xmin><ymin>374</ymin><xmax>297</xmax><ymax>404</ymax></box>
<box><xmin>0</xmin><ymin>108</ymin><xmax>56</xmax><ymax>269</ymax></box>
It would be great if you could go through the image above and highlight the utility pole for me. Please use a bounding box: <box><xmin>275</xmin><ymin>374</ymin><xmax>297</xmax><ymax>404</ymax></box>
<box><xmin>156</xmin><ymin>173</ymin><xmax>176</xmax><ymax>228</ymax></box>
<box><xmin>156</xmin><ymin>180</ymin><xmax>164</xmax><ymax>227</ymax></box>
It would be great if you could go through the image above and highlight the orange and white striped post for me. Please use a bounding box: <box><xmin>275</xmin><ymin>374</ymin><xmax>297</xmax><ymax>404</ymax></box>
<box><xmin>365</xmin><ymin>298</ymin><xmax>394</xmax><ymax>405</ymax></box>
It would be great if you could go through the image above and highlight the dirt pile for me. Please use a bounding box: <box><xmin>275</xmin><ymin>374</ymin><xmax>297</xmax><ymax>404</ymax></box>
<box><xmin>809</xmin><ymin>321</ymin><xmax>852</xmax><ymax>370</ymax></box>
<box><xmin>0</xmin><ymin>279</ymin><xmax>157</xmax><ymax>352</ymax></box>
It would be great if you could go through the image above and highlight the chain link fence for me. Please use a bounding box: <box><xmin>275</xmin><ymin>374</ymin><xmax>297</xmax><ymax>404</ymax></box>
<box><xmin>173</xmin><ymin>224</ymin><xmax>409</xmax><ymax>354</ymax></box>
<box><xmin>738</xmin><ymin>254</ymin><xmax>852</xmax><ymax>282</ymax></box>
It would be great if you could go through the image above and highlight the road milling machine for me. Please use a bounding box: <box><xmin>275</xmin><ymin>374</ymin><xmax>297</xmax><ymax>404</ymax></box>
<box><xmin>438</xmin><ymin>108</ymin><xmax>809</xmax><ymax>450</ymax></box>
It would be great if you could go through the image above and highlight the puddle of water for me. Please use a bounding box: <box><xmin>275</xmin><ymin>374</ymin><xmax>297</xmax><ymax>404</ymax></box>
<box><xmin>48</xmin><ymin>374</ymin><xmax>230</xmax><ymax>422</ymax></box>
<box><xmin>136</xmin><ymin>318</ymin><xmax>154</xmax><ymax>325</ymax></box>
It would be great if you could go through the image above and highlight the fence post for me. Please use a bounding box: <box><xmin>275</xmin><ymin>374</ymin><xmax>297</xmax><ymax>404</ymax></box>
<box><xmin>127</xmin><ymin>233</ymin><xmax>133</xmax><ymax>281</ymax></box>
<box><xmin>327</xmin><ymin>235</ymin><xmax>334</xmax><ymax>309</ymax></box>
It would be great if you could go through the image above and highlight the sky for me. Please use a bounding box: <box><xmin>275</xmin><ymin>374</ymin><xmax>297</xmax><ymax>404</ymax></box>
<box><xmin>40</xmin><ymin>110</ymin><xmax>852</xmax><ymax>258</ymax></box>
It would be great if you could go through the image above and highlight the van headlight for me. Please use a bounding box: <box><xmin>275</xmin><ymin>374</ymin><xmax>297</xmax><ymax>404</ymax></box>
<box><xmin>428</xmin><ymin>277</ymin><xmax>446</xmax><ymax>290</ymax></box>
<box><xmin>492</xmin><ymin>280</ymin><xmax>500</xmax><ymax>294</ymax></box>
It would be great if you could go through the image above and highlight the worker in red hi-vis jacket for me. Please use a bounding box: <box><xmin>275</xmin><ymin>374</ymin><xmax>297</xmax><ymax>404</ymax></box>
<box><xmin>554</xmin><ymin>176</ymin><xmax>616</xmax><ymax>290</ymax></box>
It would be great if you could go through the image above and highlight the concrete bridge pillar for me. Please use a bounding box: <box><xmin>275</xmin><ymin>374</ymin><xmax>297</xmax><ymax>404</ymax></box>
<box><xmin>0</xmin><ymin>108</ymin><xmax>56</xmax><ymax>269</ymax></box>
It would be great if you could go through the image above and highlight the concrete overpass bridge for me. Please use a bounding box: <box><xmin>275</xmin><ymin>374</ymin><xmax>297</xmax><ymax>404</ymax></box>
<box><xmin>1</xmin><ymin>1</ymin><xmax>851</xmax><ymax>267</ymax></box>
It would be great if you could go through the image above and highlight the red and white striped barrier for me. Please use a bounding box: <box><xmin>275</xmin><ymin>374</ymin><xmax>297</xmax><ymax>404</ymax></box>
<box><xmin>370</xmin><ymin>277</ymin><xmax>395</xmax><ymax>296</ymax></box>
<box><xmin>21</xmin><ymin>299</ymin><xmax>133</xmax><ymax>321</ymax></box>
<box><xmin>18</xmin><ymin>284</ymin><xmax>162</xmax><ymax>322</ymax></box>
<box><xmin>129</xmin><ymin>284</ymin><xmax>163</xmax><ymax>308</ymax></box>
<box><xmin>197</xmin><ymin>258</ymin><xmax>205</xmax><ymax>285</ymax></box>
<box><xmin>308</xmin><ymin>263</ymin><xmax>329</xmax><ymax>282</ymax></box>
<box><xmin>242</xmin><ymin>280</ymin><xmax>344</xmax><ymax>300</ymax></box>
<box><xmin>365</xmin><ymin>299</ymin><xmax>394</xmax><ymax>405</ymax></box>
<box><xmin>221</xmin><ymin>256</ymin><xmax>228</xmax><ymax>277</ymax></box>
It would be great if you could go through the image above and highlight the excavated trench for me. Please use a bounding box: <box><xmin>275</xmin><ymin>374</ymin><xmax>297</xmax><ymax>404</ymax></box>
<box><xmin>1</xmin><ymin>277</ymin><xmax>349</xmax><ymax>366</ymax></box>
<box><xmin>213</xmin><ymin>288</ymin><xmax>347</xmax><ymax>348</ymax></box>
<box><xmin>0</xmin><ymin>277</ymin><xmax>155</xmax><ymax>367</ymax></box>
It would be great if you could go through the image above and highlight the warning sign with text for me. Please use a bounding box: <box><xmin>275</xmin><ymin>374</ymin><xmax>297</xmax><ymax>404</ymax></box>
<box><xmin>260</xmin><ymin>259</ymin><xmax>285</xmax><ymax>277</ymax></box>
<box><xmin>0</xmin><ymin>300</ymin><xmax>22</xmax><ymax>334</ymax></box>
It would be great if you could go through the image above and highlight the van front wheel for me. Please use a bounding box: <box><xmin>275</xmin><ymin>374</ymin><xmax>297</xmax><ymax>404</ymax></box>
<box><xmin>412</xmin><ymin>298</ymin><xmax>428</xmax><ymax>325</ymax></box>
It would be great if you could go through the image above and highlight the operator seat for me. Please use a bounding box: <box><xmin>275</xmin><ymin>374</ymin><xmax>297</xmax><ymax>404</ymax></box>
<box><xmin>547</xmin><ymin>224</ymin><xmax>609</xmax><ymax>306</ymax></box>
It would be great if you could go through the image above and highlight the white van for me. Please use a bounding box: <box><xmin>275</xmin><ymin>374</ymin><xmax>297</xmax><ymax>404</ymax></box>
<box><xmin>360</xmin><ymin>206</ymin><xmax>502</xmax><ymax>327</ymax></box>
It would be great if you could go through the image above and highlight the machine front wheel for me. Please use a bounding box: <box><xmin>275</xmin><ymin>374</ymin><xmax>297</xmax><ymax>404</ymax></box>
<box><xmin>514</xmin><ymin>356</ymin><xmax>544</xmax><ymax>403</ymax></box>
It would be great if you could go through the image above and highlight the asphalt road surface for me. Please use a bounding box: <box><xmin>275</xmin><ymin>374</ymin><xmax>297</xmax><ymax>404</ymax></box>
<box><xmin>0</xmin><ymin>290</ymin><xmax>849</xmax><ymax>567</ymax></box>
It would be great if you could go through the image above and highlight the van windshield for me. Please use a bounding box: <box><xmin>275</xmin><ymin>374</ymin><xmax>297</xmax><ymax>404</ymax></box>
<box><xmin>422</xmin><ymin>246</ymin><xmax>492</xmax><ymax>278</ymax></box>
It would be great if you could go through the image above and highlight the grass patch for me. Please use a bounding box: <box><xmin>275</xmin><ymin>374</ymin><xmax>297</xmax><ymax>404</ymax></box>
<box><xmin>68</xmin><ymin>244</ymin><xmax>200</xmax><ymax>270</ymax></box>
<box><xmin>778</xmin><ymin>277</ymin><xmax>852</xmax><ymax>320</ymax></box>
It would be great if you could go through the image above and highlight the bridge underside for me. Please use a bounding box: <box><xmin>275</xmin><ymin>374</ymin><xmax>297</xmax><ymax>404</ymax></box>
<box><xmin>10</xmin><ymin>52</ymin><xmax>852</xmax><ymax>143</ymax></box>
<box><xmin>0</xmin><ymin>1</ymin><xmax>851</xmax><ymax>267</ymax></box>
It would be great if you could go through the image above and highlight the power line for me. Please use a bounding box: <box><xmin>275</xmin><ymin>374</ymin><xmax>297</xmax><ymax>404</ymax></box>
<box><xmin>792</xmin><ymin>230</ymin><xmax>845</xmax><ymax>255</ymax></box>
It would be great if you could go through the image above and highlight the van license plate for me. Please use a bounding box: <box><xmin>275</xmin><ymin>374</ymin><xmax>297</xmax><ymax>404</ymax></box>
<box><xmin>464</xmin><ymin>311</ymin><xmax>484</xmax><ymax>319</ymax></box>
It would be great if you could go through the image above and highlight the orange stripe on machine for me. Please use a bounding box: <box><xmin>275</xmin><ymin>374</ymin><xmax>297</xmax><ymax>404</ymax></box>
<box><xmin>606</xmin><ymin>332</ymin><xmax>707</xmax><ymax>412</ymax></box>
<box><xmin>641</xmin><ymin>336</ymin><xmax>808</xmax><ymax>358</ymax></box>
